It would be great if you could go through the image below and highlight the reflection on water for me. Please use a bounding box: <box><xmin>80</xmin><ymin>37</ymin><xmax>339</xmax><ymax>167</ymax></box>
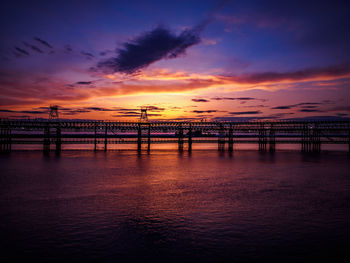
<box><xmin>1</xmin><ymin>150</ymin><xmax>350</xmax><ymax>262</ymax></box>
<box><xmin>10</xmin><ymin>142</ymin><xmax>350</xmax><ymax>152</ymax></box>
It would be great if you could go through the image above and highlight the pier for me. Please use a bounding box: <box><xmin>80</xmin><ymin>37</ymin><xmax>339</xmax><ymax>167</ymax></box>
<box><xmin>1</xmin><ymin>119</ymin><xmax>349</xmax><ymax>153</ymax></box>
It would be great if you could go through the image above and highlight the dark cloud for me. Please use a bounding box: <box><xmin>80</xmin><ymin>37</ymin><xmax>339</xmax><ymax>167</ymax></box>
<box><xmin>271</xmin><ymin>106</ymin><xmax>292</xmax><ymax>110</ymax></box>
<box><xmin>64</xmin><ymin>45</ymin><xmax>72</xmax><ymax>53</ymax></box>
<box><xmin>213</xmin><ymin>116</ymin><xmax>268</xmax><ymax>121</ymax></box>
<box><xmin>243</xmin><ymin>104</ymin><xmax>268</xmax><ymax>108</ymax></box>
<box><xmin>271</xmin><ymin>102</ymin><xmax>323</xmax><ymax>110</ymax></box>
<box><xmin>300</xmin><ymin>105</ymin><xmax>318</xmax><ymax>109</ymax></box>
<box><xmin>94</xmin><ymin>0</ymin><xmax>229</xmax><ymax>74</ymax></box>
<box><xmin>58</xmin><ymin>107</ymin><xmax>92</xmax><ymax>115</ymax></box>
<box><xmin>11</xmin><ymin>115</ymin><xmax>31</xmax><ymax>118</ymax></box>
<box><xmin>81</xmin><ymin>51</ymin><xmax>94</xmax><ymax>57</ymax></box>
<box><xmin>54</xmin><ymin>107</ymin><xmax>166</xmax><ymax>115</ymax></box>
<box><xmin>81</xmin><ymin>51</ymin><xmax>94</xmax><ymax>60</ymax></box>
<box><xmin>1</xmin><ymin>108</ymin><xmax>48</xmax><ymax>114</ymax></box>
<box><xmin>0</xmin><ymin>106</ymin><xmax>129</xmax><ymax>117</ymax></box>
<box><xmin>58</xmin><ymin>107</ymin><xmax>139</xmax><ymax>114</ymax></box>
<box><xmin>22</xmin><ymin>42</ymin><xmax>43</xmax><ymax>53</ymax></box>
<box><xmin>61</xmin><ymin>109</ymin><xmax>91</xmax><ymax>115</ymax></box>
<box><xmin>195</xmin><ymin>114</ymin><xmax>214</xmax><ymax>117</ymax></box>
<box><xmin>297</xmin><ymin>102</ymin><xmax>321</xmax><ymax>106</ymax></box>
<box><xmin>192</xmin><ymin>98</ymin><xmax>209</xmax><ymax>102</ymax></box>
<box><xmin>20</xmin><ymin>110</ymin><xmax>46</xmax><ymax>114</ymax></box>
<box><xmin>336</xmin><ymin>113</ymin><xmax>349</xmax><ymax>116</ymax></box>
<box><xmin>211</xmin><ymin>97</ymin><xmax>257</xmax><ymax>101</ymax></box>
<box><xmin>299</xmin><ymin>109</ymin><xmax>323</xmax><ymax>113</ymax></box>
<box><xmin>97</xmin><ymin>25</ymin><xmax>201</xmax><ymax>74</ymax></box>
<box><xmin>322</xmin><ymin>99</ymin><xmax>335</xmax><ymax>104</ymax></box>
<box><xmin>34</xmin><ymin>37</ymin><xmax>53</xmax><ymax>48</ymax></box>
<box><xmin>146</xmin><ymin>113</ymin><xmax>163</xmax><ymax>117</ymax></box>
<box><xmin>232</xmin><ymin>64</ymin><xmax>350</xmax><ymax>84</ymax></box>
<box><xmin>76</xmin><ymin>81</ymin><xmax>92</xmax><ymax>85</ymax></box>
<box><xmin>214</xmin><ymin>112</ymin><xmax>295</xmax><ymax>121</ymax></box>
<box><xmin>288</xmin><ymin>116</ymin><xmax>350</xmax><ymax>121</ymax></box>
<box><xmin>193</xmin><ymin>110</ymin><xmax>217</xmax><ymax>113</ymax></box>
<box><xmin>115</xmin><ymin>108</ymin><xmax>139</xmax><ymax>112</ymax></box>
<box><xmin>117</xmin><ymin>111</ymin><xmax>139</xmax><ymax>114</ymax></box>
<box><xmin>229</xmin><ymin>111</ymin><xmax>262</xmax><ymax>115</ymax></box>
<box><xmin>14</xmin><ymin>46</ymin><xmax>29</xmax><ymax>56</ymax></box>
<box><xmin>211</xmin><ymin>97</ymin><xmax>267</xmax><ymax>105</ymax></box>
<box><xmin>99</xmin><ymin>50</ymin><xmax>113</xmax><ymax>57</ymax></box>
<box><xmin>112</xmin><ymin>114</ymin><xmax>140</xmax><ymax>117</ymax></box>
<box><xmin>267</xmin><ymin>113</ymin><xmax>295</xmax><ymax>118</ymax></box>
<box><xmin>147</xmin><ymin>106</ymin><xmax>165</xmax><ymax>111</ymax></box>
<box><xmin>170</xmin><ymin>117</ymin><xmax>199</xmax><ymax>121</ymax></box>
<box><xmin>84</xmin><ymin>107</ymin><xmax>115</xmax><ymax>112</ymax></box>
<box><xmin>326</xmin><ymin>106</ymin><xmax>350</xmax><ymax>112</ymax></box>
<box><xmin>112</xmin><ymin>113</ymin><xmax>162</xmax><ymax>118</ymax></box>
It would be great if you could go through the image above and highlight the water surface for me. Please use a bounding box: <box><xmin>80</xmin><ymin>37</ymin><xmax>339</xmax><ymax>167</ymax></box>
<box><xmin>1</xmin><ymin>150</ymin><xmax>350</xmax><ymax>262</ymax></box>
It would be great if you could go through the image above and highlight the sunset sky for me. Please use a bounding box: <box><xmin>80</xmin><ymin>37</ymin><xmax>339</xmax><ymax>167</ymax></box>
<box><xmin>1</xmin><ymin>0</ymin><xmax>350</xmax><ymax>121</ymax></box>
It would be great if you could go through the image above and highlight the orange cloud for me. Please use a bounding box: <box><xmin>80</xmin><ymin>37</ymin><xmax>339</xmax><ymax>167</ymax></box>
<box><xmin>1</xmin><ymin>64</ymin><xmax>350</xmax><ymax>110</ymax></box>
<box><xmin>99</xmin><ymin>64</ymin><xmax>350</xmax><ymax>95</ymax></box>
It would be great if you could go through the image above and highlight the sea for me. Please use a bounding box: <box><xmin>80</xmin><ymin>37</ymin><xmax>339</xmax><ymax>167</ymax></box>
<box><xmin>1</xmin><ymin>144</ymin><xmax>350</xmax><ymax>262</ymax></box>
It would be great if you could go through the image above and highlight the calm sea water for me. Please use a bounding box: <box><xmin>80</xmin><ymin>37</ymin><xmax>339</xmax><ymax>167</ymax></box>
<box><xmin>1</xmin><ymin>148</ymin><xmax>350</xmax><ymax>262</ymax></box>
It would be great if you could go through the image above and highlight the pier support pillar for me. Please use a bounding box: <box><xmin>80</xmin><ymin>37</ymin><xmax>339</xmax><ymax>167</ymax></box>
<box><xmin>218</xmin><ymin>124</ymin><xmax>225</xmax><ymax>151</ymax></box>
<box><xmin>228</xmin><ymin>124</ymin><xmax>233</xmax><ymax>152</ymax></box>
<box><xmin>302</xmin><ymin>124</ymin><xmax>319</xmax><ymax>153</ymax></box>
<box><xmin>104</xmin><ymin>124</ymin><xmax>108</xmax><ymax>151</ymax></box>
<box><xmin>302</xmin><ymin>124</ymin><xmax>308</xmax><ymax>152</ymax></box>
<box><xmin>0</xmin><ymin>120</ymin><xmax>11</xmax><ymax>153</ymax></box>
<box><xmin>56</xmin><ymin>123</ymin><xmax>61</xmax><ymax>152</ymax></box>
<box><xmin>312</xmin><ymin>124</ymin><xmax>321</xmax><ymax>153</ymax></box>
<box><xmin>188</xmin><ymin>123</ymin><xmax>192</xmax><ymax>151</ymax></box>
<box><xmin>258</xmin><ymin>123</ymin><xmax>267</xmax><ymax>151</ymax></box>
<box><xmin>43</xmin><ymin>123</ymin><xmax>50</xmax><ymax>153</ymax></box>
<box><xmin>94</xmin><ymin>124</ymin><xmax>97</xmax><ymax>151</ymax></box>
<box><xmin>147</xmin><ymin>124</ymin><xmax>151</xmax><ymax>152</ymax></box>
<box><xmin>269</xmin><ymin>124</ymin><xmax>275</xmax><ymax>152</ymax></box>
<box><xmin>137</xmin><ymin>124</ymin><xmax>142</xmax><ymax>152</ymax></box>
<box><xmin>178</xmin><ymin>125</ymin><xmax>184</xmax><ymax>151</ymax></box>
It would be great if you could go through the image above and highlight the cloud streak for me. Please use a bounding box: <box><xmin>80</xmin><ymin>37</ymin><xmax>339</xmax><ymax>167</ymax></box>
<box><xmin>193</xmin><ymin>110</ymin><xmax>217</xmax><ymax>113</ymax></box>
<box><xmin>23</xmin><ymin>42</ymin><xmax>43</xmax><ymax>53</ymax></box>
<box><xmin>192</xmin><ymin>98</ymin><xmax>209</xmax><ymax>102</ymax></box>
<box><xmin>34</xmin><ymin>37</ymin><xmax>53</xmax><ymax>49</ymax></box>
<box><xmin>271</xmin><ymin>102</ymin><xmax>324</xmax><ymax>110</ymax></box>
<box><xmin>228</xmin><ymin>64</ymin><xmax>350</xmax><ymax>84</ymax></box>
<box><xmin>229</xmin><ymin>111</ymin><xmax>262</xmax><ymax>115</ymax></box>
<box><xmin>14</xmin><ymin>46</ymin><xmax>29</xmax><ymax>56</ymax></box>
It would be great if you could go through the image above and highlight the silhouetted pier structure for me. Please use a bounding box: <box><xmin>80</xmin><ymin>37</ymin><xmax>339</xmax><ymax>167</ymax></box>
<box><xmin>1</xmin><ymin>119</ymin><xmax>350</xmax><ymax>153</ymax></box>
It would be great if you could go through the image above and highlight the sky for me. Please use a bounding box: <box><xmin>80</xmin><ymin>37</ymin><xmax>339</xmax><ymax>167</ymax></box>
<box><xmin>1</xmin><ymin>0</ymin><xmax>350</xmax><ymax>121</ymax></box>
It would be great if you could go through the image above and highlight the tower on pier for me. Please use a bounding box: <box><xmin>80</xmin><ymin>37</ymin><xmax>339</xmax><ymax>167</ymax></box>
<box><xmin>49</xmin><ymin>105</ymin><xmax>59</xmax><ymax>120</ymax></box>
<box><xmin>140</xmin><ymin>107</ymin><xmax>148</xmax><ymax>122</ymax></box>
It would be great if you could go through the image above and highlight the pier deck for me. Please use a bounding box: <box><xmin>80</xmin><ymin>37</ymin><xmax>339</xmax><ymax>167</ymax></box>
<box><xmin>1</xmin><ymin>119</ymin><xmax>349</xmax><ymax>152</ymax></box>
